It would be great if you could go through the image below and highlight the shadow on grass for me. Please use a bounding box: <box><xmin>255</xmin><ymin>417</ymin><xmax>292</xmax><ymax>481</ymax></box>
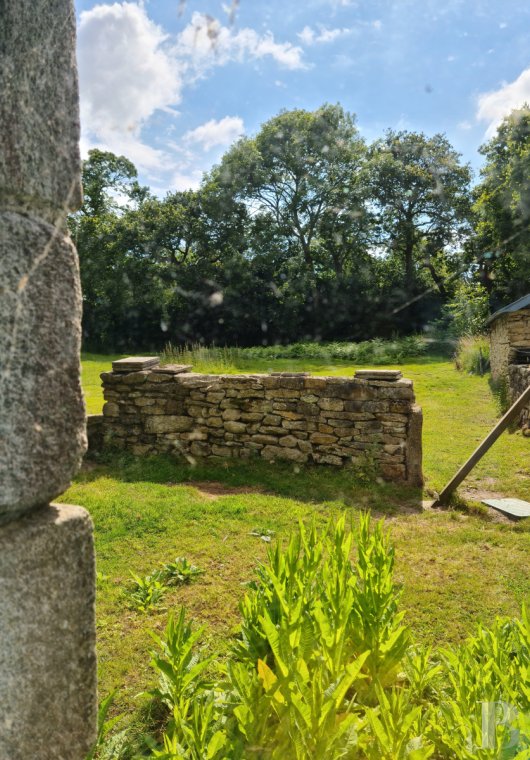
<box><xmin>81</xmin><ymin>451</ymin><xmax>423</xmax><ymax>516</ymax></box>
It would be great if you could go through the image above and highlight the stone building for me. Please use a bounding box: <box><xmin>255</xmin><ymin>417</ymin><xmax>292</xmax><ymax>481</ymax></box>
<box><xmin>488</xmin><ymin>294</ymin><xmax>530</xmax><ymax>381</ymax></box>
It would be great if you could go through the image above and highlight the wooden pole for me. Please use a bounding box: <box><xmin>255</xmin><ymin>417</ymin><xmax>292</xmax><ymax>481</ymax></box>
<box><xmin>435</xmin><ymin>383</ymin><xmax>530</xmax><ymax>505</ymax></box>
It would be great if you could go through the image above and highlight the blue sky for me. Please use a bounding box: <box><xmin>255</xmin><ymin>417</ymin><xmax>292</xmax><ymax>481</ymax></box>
<box><xmin>75</xmin><ymin>0</ymin><xmax>530</xmax><ymax>193</ymax></box>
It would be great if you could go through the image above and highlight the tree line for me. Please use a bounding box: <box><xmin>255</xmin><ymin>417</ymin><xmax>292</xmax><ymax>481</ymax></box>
<box><xmin>69</xmin><ymin>103</ymin><xmax>530</xmax><ymax>351</ymax></box>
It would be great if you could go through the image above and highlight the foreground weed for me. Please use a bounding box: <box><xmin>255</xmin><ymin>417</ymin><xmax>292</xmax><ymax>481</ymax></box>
<box><xmin>126</xmin><ymin>572</ymin><xmax>168</xmax><ymax>614</ymax></box>
<box><xmin>100</xmin><ymin>517</ymin><xmax>529</xmax><ymax>757</ymax></box>
<box><xmin>159</xmin><ymin>557</ymin><xmax>204</xmax><ymax>586</ymax></box>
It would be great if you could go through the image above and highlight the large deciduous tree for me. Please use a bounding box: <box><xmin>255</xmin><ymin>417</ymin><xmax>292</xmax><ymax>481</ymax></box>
<box><xmin>473</xmin><ymin>106</ymin><xmax>530</xmax><ymax>303</ymax></box>
<box><xmin>368</xmin><ymin>131</ymin><xmax>472</xmax><ymax>302</ymax></box>
<box><xmin>213</xmin><ymin>105</ymin><xmax>369</xmax><ymax>272</ymax></box>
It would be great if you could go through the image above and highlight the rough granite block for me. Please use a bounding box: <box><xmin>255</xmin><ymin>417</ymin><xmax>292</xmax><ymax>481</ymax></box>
<box><xmin>0</xmin><ymin>212</ymin><xmax>86</xmax><ymax>522</ymax></box>
<box><xmin>0</xmin><ymin>503</ymin><xmax>97</xmax><ymax>760</ymax></box>
<box><xmin>0</xmin><ymin>0</ymin><xmax>82</xmax><ymax>221</ymax></box>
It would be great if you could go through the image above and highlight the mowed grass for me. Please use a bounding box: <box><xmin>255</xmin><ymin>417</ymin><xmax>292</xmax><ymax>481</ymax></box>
<box><xmin>67</xmin><ymin>353</ymin><xmax>530</xmax><ymax>722</ymax></box>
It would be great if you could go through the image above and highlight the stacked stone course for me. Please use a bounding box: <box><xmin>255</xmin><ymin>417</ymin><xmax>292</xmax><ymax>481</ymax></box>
<box><xmin>490</xmin><ymin>308</ymin><xmax>530</xmax><ymax>381</ymax></box>
<box><xmin>508</xmin><ymin>364</ymin><xmax>530</xmax><ymax>429</ymax></box>
<box><xmin>98</xmin><ymin>368</ymin><xmax>423</xmax><ymax>485</ymax></box>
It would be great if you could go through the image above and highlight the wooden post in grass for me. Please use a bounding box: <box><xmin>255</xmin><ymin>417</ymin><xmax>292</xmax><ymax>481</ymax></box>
<box><xmin>435</xmin><ymin>384</ymin><xmax>530</xmax><ymax>505</ymax></box>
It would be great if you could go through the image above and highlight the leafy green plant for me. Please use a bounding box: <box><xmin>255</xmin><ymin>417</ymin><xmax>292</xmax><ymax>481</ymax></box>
<box><xmin>126</xmin><ymin>517</ymin><xmax>529</xmax><ymax>758</ymax></box>
<box><xmin>126</xmin><ymin>572</ymin><xmax>168</xmax><ymax>614</ymax></box>
<box><xmin>350</xmin><ymin>515</ymin><xmax>409</xmax><ymax>693</ymax></box>
<box><xmin>159</xmin><ymin>557</ymin><xmax>204</xmax><ymax>587</ymax></box>
<box><xmin>85</xmin><ymin>692</ymin><xmax>131</xmax><ymax>760</ymax></box>
<box><xmin>442</xmin><ymin>282</ymin><xmax>490</xmax><ymax>338</ymax></box>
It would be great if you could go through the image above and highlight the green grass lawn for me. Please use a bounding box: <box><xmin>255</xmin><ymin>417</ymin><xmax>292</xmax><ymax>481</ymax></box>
<box><xmin>69</xmin><ymin>353</ymin><xmax>530</xmax><ymax>730</ymax></box>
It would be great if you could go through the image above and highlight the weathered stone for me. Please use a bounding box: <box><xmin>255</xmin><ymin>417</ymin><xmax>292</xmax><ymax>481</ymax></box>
<box><xmin>281</xmin><ymin>419</ymin><xmax>307</xmax><ymax>431</ymax></box>
<box><xmin>251</xmin><ymin>434</ymin><xmax>278</xmax><ymax>445</ymax></box>
<box><xmin>266</xmin><ymin>388</ymin><xmax>300</xmax><ymax>398</ymax></box>
<box><xmin>212</xmin><ymin>444</ymin><xmax>234</xmax><ymax>457</ymax></box>
<box><xmin>206</xmin><ymin>417</ymin><xmax>224</xmax><ymax>428</ymax></box>
<box><xmin>310</xmin><ymin>433</ymin><xmax>338</xmax><ymax>445</ymax></box>
<box><xmin>405</xmin><ymin>404</ymin><xmax>423</xmax><ymax>486</ymax></box>
<box><xmin>313</xmin><ymin>453</ymin><xmax>343</xmax><ymax>466</ymax></box>
<box><xmin>0</xmin><ymin>213</ymin><xmax>86</xmax><ymax>522</ymax></box>
<box><xmin>0</xmin><ymin>0</ymin><xmax>82</xmax><ymax>220</ymax></box>
<box><xmin>147</xmin><ymin>372</ymin><xmax>172</xmax><ymax>383</ymax></box>
<box><xmin>318</xmin><ymin>398</ymin><xmax>344</xmax><ymax>412</ymax></box>
<box><xmin>120</xmin><ymin>371</ymin><xmax>149</xmax><ymax>385</ymax></box>
<box><xmin>222</xmin><ymin>408</ymin><xmax>241</xmax><ymax>421</ymax></box>
<box><xmin>277</xmin><ymin>410</ymin><xmax>304</xmax><ymax>421</ymax></box>
<box><xmin>145</xmin><ymin>416</ymin><xmax>193</xmax><ymax>433</ymax></box>
<box><xmin>263</xmin><ymin>414</ymin><xmax>281</xmax><ymax>425</ymax></box>
<box><xmin>224</xmin><ymin>421</ymin><xmax>247</xmax><ymax>434</ymax></box>
<box><xmin>102</xmin><ymin>401</ymin><xmax>119</xmax><ymax>417</ymax></box>
<box><xmin>240</xmin><ymin>412</ymin><xmax>263</xmax><ymax>422</ymax></box>
<box><xmin>279</xmin><ymin>435</ymin><xmax>298</xmax><ymax>448</ymax></box>
<box><xmin>0</xmin><ymin>504</ymin><xmax>96</xmax><ymax>759</ymax></box>
<box><xmin>261</xmin><ymin>445</ymin><xmax>307</xmax><ymax>463</ymax></box>
<box><xmin>113</xmin><ymin>358</ymin><xmax>160</xmax><ymax>374</ymax></box>
<box><xmin>190</xmin><ymin>441</ymin><xmax>211</xmax><ymax>457</ymax></box>
<box><xmin>206</xmin><ymin>391</ymin><xmax>226</xmax><ymax>403</ymax></box>
<box><xmin>301</xmin><ymin>394</ymin><xmax>319</xmax><ymax>404</ymax></box>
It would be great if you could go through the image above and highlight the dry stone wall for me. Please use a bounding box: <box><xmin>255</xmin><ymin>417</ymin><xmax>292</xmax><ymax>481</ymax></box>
<box><xmin>99</xmin><ymin>366</ymin><xmax>423</xmax><ymax>485</ymax></box>
<box><xmin>490</xmin><ymin>309</ymin><xmax>530</xmax><ymax>380</ymax></box>
<box><xmin>508</xmin><ymin>364</ymin><xmax>530</xmax><ymax>430</ymax></box>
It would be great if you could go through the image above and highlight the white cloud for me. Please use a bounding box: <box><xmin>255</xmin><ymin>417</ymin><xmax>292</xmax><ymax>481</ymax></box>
<box><xmin>77</xmin><ymin>3</ymin><xmax>306</xmax><ymax>186</ymax></box>
<box><xmin>183</xmin><ymin>116</ymin><xmax>244</xmax><ymax>151</ymax></box>
<box><xmin>297</xmin><ymin>24</ymin><xmax>352</xmax><ymax>46</ymax></box>
<box><xmin>298</xmin><ymin>26</ymin><xmax>316</xmax><ymax>45</ymax></box>
<box><xmin>176</xmin><ymin>12</ymin><xmax>307</xmax><ymax>74</ymax></box>
<box><xmin>78</xmin><ymin>2</ymin><xmax>182</xmax><ymax>173</ymax></box>
<box><xmin>477</xmin><ymin>67</ymin><xmax>530</xmax><ymax>137</ymax></box>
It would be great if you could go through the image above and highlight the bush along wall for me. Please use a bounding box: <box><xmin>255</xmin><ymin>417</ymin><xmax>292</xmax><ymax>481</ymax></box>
<box><xmin>92</xmin><ymin>360</ymin><xmax>423</xmax><ymax>485</ymax></box>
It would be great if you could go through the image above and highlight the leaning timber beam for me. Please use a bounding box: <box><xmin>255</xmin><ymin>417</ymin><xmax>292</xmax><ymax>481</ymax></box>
<box><xmin>435</xmin><ymin>384</ymin><xmax>530</xmax><ymax>506</ymax></box>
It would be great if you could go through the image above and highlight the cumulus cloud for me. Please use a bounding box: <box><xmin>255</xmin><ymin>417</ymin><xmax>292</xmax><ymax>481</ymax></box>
<box><xmin>297</xmin><ymin>25</ymin><xmax>352</xmax><ymax>45</ymax></box>
<box><xmin>176</xmin><ymin>12</ymin><xmax>307</xmax><ymax>74</ymax></box>
<box><xmin>477</xmin><ymin>67</ymin><xmax>530</xmax><ymax>137</ymax></box>
<box><xmin>183</xmin><ymin>116</ymin><xmax>244</xmax><ymax>151</ymax></box>
<box><xmin>77</xmin><ymin>3</ymin><xmax>305</xmax><ymax>185</ymax></box>
<box><xmin>78</xmin><ymin>2</ymin><xmax>182</xmax><ymax>172</ymax></box>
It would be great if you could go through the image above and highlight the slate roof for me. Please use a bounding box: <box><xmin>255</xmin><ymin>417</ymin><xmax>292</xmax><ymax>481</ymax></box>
<box><xmin>486</xmin><ymin>293</ymin><xmax>530</xmax><ymax>325</ymax></box>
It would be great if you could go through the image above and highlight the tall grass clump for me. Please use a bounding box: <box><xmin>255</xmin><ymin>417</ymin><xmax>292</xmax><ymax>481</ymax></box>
<box><xmin>454</xmin><ymin>335</ymin><xmax>491</xmax><ymax>375</ymax></box>
<box><xmin>162</xmin><ymin>335</ymin><xmax>427</xmax><ymax>372</ymax></box>
<box><xmin>162</xmin><ymin>343</ymin><xmax>241</xmax><ymax>374</ymax></box>
<box><xmin>94</xmin><ymin>515</ymin><xmax>529</xmax><ymax>758</ymax></box>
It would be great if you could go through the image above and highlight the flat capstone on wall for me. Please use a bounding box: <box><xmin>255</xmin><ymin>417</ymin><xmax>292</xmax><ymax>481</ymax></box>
<box><xmin>91</xmin><ymin>359</ymin><xmax>423</xmax><ymax>486</ymax></box>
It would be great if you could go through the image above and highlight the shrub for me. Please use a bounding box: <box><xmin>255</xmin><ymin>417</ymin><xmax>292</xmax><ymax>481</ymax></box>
<box><xmin>455</xmin><ymin>335</ymin><xmax>491</xmax><ymax>375</ymax></box>
<box><xmin>442</xmin><ymin>282</ymin><xmax>491</xmax><ymax>337</ymax></box>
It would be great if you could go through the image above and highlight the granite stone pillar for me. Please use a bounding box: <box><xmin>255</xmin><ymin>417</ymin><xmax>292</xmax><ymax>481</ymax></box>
<box><xmin>0</xmin><ymin>0</ymin><xmax>97</xmax><ymax>757</ymax></box>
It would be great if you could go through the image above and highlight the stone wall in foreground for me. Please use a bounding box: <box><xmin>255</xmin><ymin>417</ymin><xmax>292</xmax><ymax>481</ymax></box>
<box><xmin>98</xmin><ymin>367</ymin><xmax>423</xmax><ymax>485</ymax></box>
<box><xmin>508</xmin><ymin>364</ymin><xmax>530</xmax><ymax>430</ymax></box>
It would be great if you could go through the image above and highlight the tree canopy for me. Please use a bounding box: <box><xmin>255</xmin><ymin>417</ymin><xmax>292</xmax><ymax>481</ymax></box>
<box><xmin>72</xmin><ymin>104</ymin><xmax>529</xmax><ymax>351</ymax></box>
